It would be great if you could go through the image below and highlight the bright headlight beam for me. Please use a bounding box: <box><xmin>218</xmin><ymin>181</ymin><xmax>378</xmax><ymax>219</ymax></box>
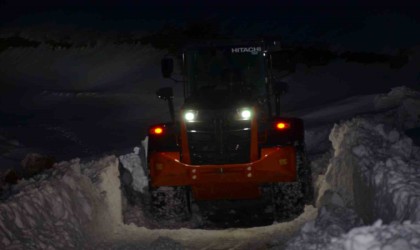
<box><xmin>240</xmin><ymin>109</ymin><xmax>252</xmax><ymax>120</ymax></box>
<box><xmin>184</xmin><ymin>111</ymin><xmax>196</xmax><ymax>121</ymax></box>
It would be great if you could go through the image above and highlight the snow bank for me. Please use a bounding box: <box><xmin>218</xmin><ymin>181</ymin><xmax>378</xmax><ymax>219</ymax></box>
<box><xmin>375</xmin><ymin>86</ymin><xmax>420</xmax><ymax>111</ymax></box>
<box><xmin>286</xmin><ymin>116</ymin><xmax>420</xmax><ymax>249</ymax></box>
<box><xmin>374</xmin><ymin>86</ymin><xmax>420</xmax><ymax>130</ymax></box>
<box><xmin>1</xmin><ymin>86</ymin><xmax>419</xmax><ymax>249</ymax></box>
<box><xmin>327</xmin><ymin>118</ymin><xmax>420</xmax><ymax>223</ymax></box>
<box><xmin>328</xmin><ymin>220</ymin><xmax>420</xmax><ymax>250</ymax></box>
<box><xmin>0</xmin><ymin>156</ymin><xmax>122</xmax><ymax>249</ymax></box>
<box><xmin>284</xmin><ymin>204</ymin><xmax>363</xmax><ymax>250</ymax></box>
<box><xmin>119</xmin><ymin>146</ymin><xmax>148</xmax><ymax>193</ymax></box>
<box><xmin>0</xmin><ymin>152</ymin><xmax>190</xmax><ymax>249</ymax></box>
<box><xmin>284</xmin><ymin>87</ymin><xmax>420</xmax><ymax>249</ymax></box>
<box><xmin>286</xmin><ymin>209</ymin><xmax>420</xmax><ymax>250</ymax></box>
<box><xmin>0</xmin><ymin>148</ymin><xmax>320</xmax><ymax>249</ymax></box>
<box><xmin>302</xmin><ymin>86</ymin><xmax>420</xmax><ymax>158</ymax></box>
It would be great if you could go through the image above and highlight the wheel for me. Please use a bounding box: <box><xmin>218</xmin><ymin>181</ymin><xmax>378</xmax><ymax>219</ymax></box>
<box><xmin>297</xmin><ymin>146</ymin><xmax>314</xmax><ymax>205</ymax></box>
<box><xmin>271</xmin><ymin>145</ymin><xmax>314</xmax><ymax>221</ymax></box>
<box><xmin>271</xmin><ymin>182</ymin><xmax>305</xmax><ymax>221</ymax></box>
<box><xmin>149</xmin><ymin>186</ymin><xmax>191</xmax><ymax>220</ymax></box>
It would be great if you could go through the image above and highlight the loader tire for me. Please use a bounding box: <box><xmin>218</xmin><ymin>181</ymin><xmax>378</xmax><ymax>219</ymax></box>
<box><xmin>298</xmin><ymin>147</ymin><xmax>314</xmax><ymax>205</ymax></box>
<box><xmin>271</xmin><ymin>182</ymin><xmax>305</xmax><ymax>221</ymax></box>
<box><xmin>272</xmin><ymin>146</ymin><xmax>313</xmax><ymax>221</ymax></box>
<box><xmin>149</xmin><ymin>186</ymin><xmax>191</xmax><ymax>220</ymax></box>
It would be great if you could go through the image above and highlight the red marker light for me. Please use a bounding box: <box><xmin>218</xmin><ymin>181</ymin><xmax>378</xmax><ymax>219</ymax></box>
<box><xmin>150</xmin><ymin>126</ymin><xmax>164</xmax><ymax>135</ymax></box>
<box><xmin>276</xmin><ymin>122</ymin><xmax>290</xmax><ymax>130</ymax></box>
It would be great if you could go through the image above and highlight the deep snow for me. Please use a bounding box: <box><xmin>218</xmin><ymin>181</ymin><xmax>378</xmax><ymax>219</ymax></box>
<box><xmin>0</xmin><ymin>153</ymin><xmax>318</xmax><ymax>249</ymax></box>
<box><xmin>285</xmin><ymin>87</ymin><xmax>420</xmax><ymax>250</ymax></box>
<box><xmin>0</xmin><ymin>22</ymin><xmax>419</xmax><ymax>249</ymax></box>
<box><xmin>0</xmin><ymin>87</ymin><xmax>419</xmax><ymax>249</ymax></box>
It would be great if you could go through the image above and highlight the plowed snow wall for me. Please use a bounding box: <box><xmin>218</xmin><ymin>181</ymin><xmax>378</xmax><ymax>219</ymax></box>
<box><xmin>0</xmin><ymin>156</ymin><xmax>122</xmax><ymax>249</ymax></box>
<box><xmin>326</xmin><ymin>118</ymin><xmax>420</xmax><ymax>223</ymax></box>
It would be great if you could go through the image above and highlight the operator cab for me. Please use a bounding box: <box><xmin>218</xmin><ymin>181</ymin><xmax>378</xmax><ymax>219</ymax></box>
<box><xmin>184</xmin><ymin>45</ymin><xmax>266</xmax><ymax>102</ymax></box>
<box><xmin>185</xmin><ymin>43</ymin><xmax>268</xmax><ymax>112</ymax></box>
<box><xmin>160</xmin><ymin>40</ymin><xmax>289</xmax><ymax>117</ymax></box>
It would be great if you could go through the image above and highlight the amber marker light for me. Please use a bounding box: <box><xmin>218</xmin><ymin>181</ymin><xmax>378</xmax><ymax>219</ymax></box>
<box><xmin>276</xmin><ymin>122</ymin><xmax>290</xmax><ymax>130</ymax></box>
<box><xmin>154</xmin><ymin>127</ymin><xmax>163</xmax><ymax>134</ymax></box>
<box><xmin>150</xmin><ymin>126</ymin><xmax>164</xmax><ymax>135</ymax></box>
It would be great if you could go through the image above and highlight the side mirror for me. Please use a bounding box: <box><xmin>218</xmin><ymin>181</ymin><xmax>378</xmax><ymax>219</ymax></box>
<box><xmin>161</xmin><ymin>57</ymin><xmax>174</xmax><ymax>78</ymax></box>
<box><xmin>272</xmin><ymin>81</ymin><xmax>289</xmax><ymax>95</ymax></box>
<box><xmin>156</xmin><ymin>87</ymin><xmax>173</xmax><ymax>101</ymax></box>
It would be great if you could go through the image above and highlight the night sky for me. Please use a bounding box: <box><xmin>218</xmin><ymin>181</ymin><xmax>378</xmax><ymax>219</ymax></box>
<box><xmin>0</xmin><ymin>0</ymin><xmax>419</xmax><ymax>162</ymax></box>
<box><xmin>1</xmin><ymin>1</ymin><xmax>419</xmax><ymax>52</ymax></box>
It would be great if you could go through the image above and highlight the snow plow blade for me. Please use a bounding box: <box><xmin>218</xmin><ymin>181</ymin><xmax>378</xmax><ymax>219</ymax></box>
<box><xmin>149</xmin><ymin>146</ymin><xmax>297</xmax><ymax>200</ymax></box>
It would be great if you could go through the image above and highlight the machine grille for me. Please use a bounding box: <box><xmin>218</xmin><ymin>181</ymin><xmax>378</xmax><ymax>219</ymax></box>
<box><xmin>186</xmin><ymin>114</ymin><xmax>251</xmax><ymax>165</ymax></box>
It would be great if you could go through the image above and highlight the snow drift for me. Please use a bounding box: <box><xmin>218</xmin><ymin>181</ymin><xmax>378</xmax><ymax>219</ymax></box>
<box><xmin>0</xmin><ymin>156</ymin><xmax>121</xmax><ymax>249</ymax></box>
<box><xmin>0</xmin><ymin>87</ymin><xmax>419</xmax><ymax>249</ymax></box>
<box><xmin>331</xmin><ymin>118</ymin><xmax>420</xmax><ymax>223</ymax></box>
<box><xmin>0</xmin><ymin>151</ymin><xmax>318</xmax><ymax>249</ymax></box>
<box><xmin>288</xmin><ymin>117</ymin><xmax>420</xmax><ymax>250</ymax></box>
<box><xmin>286</xmin><ymin>87</ymin><xmax>420</xmax><ymax>250</ymax></box>
<box><xmin>0</xmin><ymin>155</ymin><xmax>180</xmax><ymax>249</ymax></box>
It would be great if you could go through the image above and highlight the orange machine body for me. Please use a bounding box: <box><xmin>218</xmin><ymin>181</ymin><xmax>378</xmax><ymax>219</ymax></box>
<box><xmin>149</xmin><ymin>146</ymin><xmax>296</xmax><ymax>200</ymax></box>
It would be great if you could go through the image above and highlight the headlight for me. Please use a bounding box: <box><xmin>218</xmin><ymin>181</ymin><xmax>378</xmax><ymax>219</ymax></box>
<box><xmin>237</xmin><ymin>108</ymin><xmax>252</xmax><ymax>120</ymax></box>
<box><xmin>241</xmin><ymin>109</ymin><xmax>251</xmax><ymax>119</ymax></box>
<box><xmin>184</xmin><ymin>110</ymin><xmax>197</xmax><ymax>122</ymax></box>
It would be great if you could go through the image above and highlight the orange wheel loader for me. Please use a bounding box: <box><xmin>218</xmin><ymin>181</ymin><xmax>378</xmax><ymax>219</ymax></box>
<box><xmin>146</xmin><ymin>40</ymin><xmax>313</xmax><ymax>221</ymax></box>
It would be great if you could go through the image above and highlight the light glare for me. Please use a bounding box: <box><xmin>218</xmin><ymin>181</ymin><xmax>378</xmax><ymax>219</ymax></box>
<box><xmin>152</xmin><ymin>127</ymin><xmax>163</xmax><ymax>135</ymax></box>
<box><xmin>277</xmin><ymin>123</ymin><xmax>285</xmax><ymax>129</ymax></box>
<box><xmin>184</xmin><ymin>111</ymin><xmax>196</xmax><ymax>121</ymax></box>
<box><xmin>276</xmin><ymin>122</ymin><xmax>290</xmax><ymax>130</ymax></box>
<box><xmin>241</xmin><ymin>110</ymin><xmax>251</xmax><ymax>119</ymax></box>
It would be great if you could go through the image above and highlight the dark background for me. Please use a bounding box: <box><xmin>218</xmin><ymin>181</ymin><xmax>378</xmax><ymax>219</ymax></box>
<box><xmin>0</xmin><ymin>0</ymin><xmax>419</xmax><ymax>166</ymax></box>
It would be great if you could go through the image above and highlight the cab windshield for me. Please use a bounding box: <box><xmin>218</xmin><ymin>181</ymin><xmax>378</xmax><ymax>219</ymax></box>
<box><xmin>185</xmin><ymin>47</ymin><xmax>266</xmax><ymax>99</ymax></box>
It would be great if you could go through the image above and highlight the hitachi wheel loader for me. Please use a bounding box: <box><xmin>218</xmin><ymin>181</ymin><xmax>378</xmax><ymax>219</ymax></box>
<box><xmin>146</xmin><ymin>39</ymin><xmax>313</xmax><ymax>221</ymax></box>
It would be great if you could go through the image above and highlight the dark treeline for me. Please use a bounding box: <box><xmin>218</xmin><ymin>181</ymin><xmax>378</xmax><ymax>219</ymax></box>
<box><xmin>0</xmin><ymin>24</ymin><xmax>410</xmax><ymax>70</ymax></box>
